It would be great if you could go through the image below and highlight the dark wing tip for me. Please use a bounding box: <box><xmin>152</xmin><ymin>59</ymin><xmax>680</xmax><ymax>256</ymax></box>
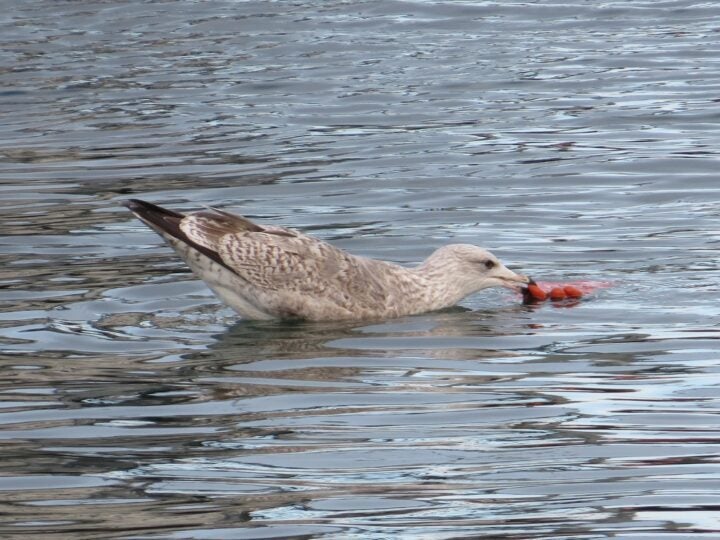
<box><xmin>122</xmin><ymin>198</ymin><xmax>145</xmax><ymax>212</ymax></box>
<box><xmin>123</xmin><ymin>198</ymin><xmax>240</xmax><ymax>277</ymax></box>
<box><xmin>121</xmin><ymin>198</ymin><xmax>185</xmax><ymax>219</ymax></box>
<box><xmin>122</xmin><ymin>198</ymin><xmax>185</xmax><ymax>238</ymax></box>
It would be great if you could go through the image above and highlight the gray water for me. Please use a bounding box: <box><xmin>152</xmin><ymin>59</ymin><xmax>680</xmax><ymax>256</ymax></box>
<box><xmin>2</xmin><ymin>1</ymin><xmax>720</xmax><ymax>538</ymax></box>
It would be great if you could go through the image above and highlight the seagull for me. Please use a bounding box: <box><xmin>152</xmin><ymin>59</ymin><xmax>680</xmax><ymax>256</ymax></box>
<box><xmin>123</xmin><ymin>199</ymin><xmax>530</xmax><ymax>321</ymax></box>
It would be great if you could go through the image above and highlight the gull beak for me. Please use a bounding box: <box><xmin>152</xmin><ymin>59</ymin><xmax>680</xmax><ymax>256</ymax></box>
<box><xmin>497</xmin><ymin>266</ymin><xmax>531</xmax><ymax>292</ymax></box>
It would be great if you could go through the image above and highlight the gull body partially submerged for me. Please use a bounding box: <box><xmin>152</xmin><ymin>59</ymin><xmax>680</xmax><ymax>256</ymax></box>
<box><xmin>124</xmin><ymin>199</ymin><xmax>529</xmax><ymax>321</ymax></box>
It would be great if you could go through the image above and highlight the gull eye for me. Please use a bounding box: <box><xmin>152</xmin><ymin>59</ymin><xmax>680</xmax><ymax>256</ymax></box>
<box><xmin>484</xmin><ymin>259</ymin><xmax>496</xmax><ymax>270</ymax></box>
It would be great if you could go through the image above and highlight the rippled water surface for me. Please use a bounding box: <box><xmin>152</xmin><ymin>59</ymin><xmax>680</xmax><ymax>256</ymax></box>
<box><xmin>2</xmin><ymin>1</ymin><xmax>720</xmax><ymax>538</ymax></box>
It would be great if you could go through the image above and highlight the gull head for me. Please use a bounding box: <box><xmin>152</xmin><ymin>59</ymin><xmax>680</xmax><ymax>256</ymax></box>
<box><xmin>421</xmin><ymin>244</ymin><xmax>530</xmax><ymax>297</ymax></box>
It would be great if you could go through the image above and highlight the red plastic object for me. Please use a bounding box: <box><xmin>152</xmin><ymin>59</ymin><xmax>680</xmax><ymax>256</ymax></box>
<box><xmin>563</xmin><ymin>285</ymin><xmax>583</xmax><ymax>298</ymax></box>
<box><xmin>549</xmin><ymin>287</ymin><xmax>567</xmax><ymax>300</ymax></box>
<box><xmin>521</xmin><ymin>280</ymin><xmax>611</xmax><ymax>305</ymax></box>
<box><xmin>526</xmin><ymin>283</ymin><xmax>547</xmax><ymax>301</ymax></box>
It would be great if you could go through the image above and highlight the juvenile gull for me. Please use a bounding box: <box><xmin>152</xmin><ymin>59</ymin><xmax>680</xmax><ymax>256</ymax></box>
<box><xmin>123</xmin><ymin>199</ymin><xmax>530</xmax><ymax>321</ymax></box>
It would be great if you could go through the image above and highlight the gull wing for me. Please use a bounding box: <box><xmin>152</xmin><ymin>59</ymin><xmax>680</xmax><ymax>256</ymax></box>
<box><xmin>180</xmin><ymin>211</ymin><xmax>394</xmax><ymax>316</ymax></box>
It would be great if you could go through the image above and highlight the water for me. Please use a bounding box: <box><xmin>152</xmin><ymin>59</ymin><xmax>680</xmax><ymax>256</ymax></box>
<box><xmin>1</xmin><ymin>1</ymin><xmax>719</xmax><ymax>538</ymax></box>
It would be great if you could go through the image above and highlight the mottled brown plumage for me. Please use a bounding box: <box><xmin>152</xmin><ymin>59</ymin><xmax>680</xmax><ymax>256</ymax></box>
<box><xmin>124</xmin><ymin>199</ymin><xmax>529</xmax><ymax>321</ymax></box>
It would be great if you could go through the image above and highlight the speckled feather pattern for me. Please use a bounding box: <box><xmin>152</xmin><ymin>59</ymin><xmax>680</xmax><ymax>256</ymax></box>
<box><xmin>125</xmin><ymin>200</ymin><xmax>529</xmax><ymax>321</ymax></box>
